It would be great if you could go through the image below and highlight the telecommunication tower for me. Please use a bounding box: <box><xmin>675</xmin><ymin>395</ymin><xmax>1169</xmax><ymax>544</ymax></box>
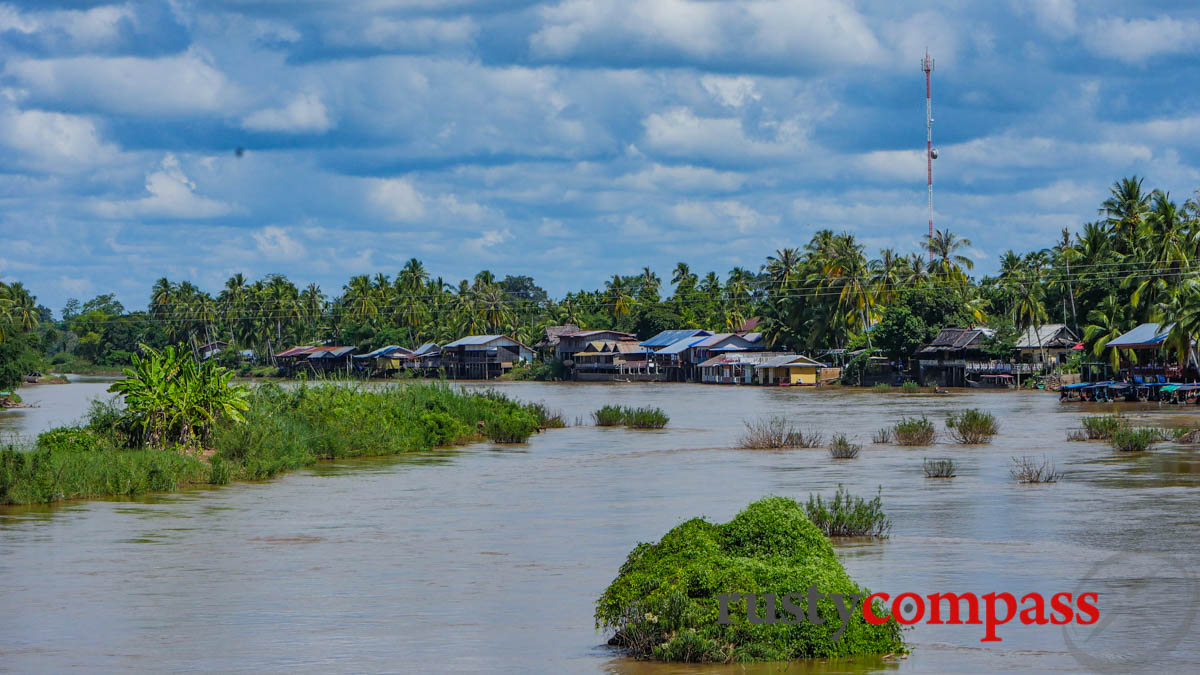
<box><xmin>923</xmin><ymin>51</ymin><xmax>937</xmax><ymax>262</ymax></box>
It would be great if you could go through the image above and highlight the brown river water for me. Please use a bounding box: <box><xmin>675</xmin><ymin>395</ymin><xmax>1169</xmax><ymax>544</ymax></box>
<box><xmin>2</xmin><ymin>378</ymin><xmax>1199</xmax><ymax>673</ymax></box>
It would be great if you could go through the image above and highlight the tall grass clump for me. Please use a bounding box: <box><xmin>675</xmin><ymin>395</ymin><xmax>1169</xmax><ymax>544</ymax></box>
<box><xmin>1081</xmin><ymin>415</ymin><xmax>1126</xmax><ymax>440</ymax></box>
<box><xmin>922</xmin><ymin>458</ymin><xmax>956</xmax><ymax>478</ymax></box>
<box><xmin>1011</xmin><ymin>456</ymin><xmax>1062</xmax><ymax>483</ymax></box>
<box><xmin>739</xmin><ymin>416</ymin><xmax>822</xmax><ymax>449</ymax></box>
<box><xmin>901</xmin><ymin>381</ymin><xmax>921</xmax><ymax>393</ymax></box>
<box><xmin>528</xmin><ymin>402</ymin><xmax>567</xmax><ymax>429</ymax></box>
<box><xmin>828</xmin><ymin>434</ymin><xmax>861</xmax><ymax>459</ymax></box>
<box><xmin>593</xmin><ymin>404</ymin><xmax>626</xmax><ymax>426</ymax></box>
<box><xmin>804</xmin><ymin>485</ymin><xmax>891</xmax><ymax>538</ymax></box>
<box><xmin>872</xmin><ymin>427</ymin><xmax>891</xmax><ymax>444</ymax></box>
<box><xmin>624</xmin><ymin>406</ymin><xmax>670</xmax><ymax>429</ymax></box>
<box><xmin>1109</xmin><ymin>427</ymin><xmax>1159</xmax><ymax>452</ymax></box>
<box><xmin>946</xmin><ymin>408</ymin><xmax>999</xmax><ymax>444</ymax></box>
<box><xmin>892</xmin><ymin>416</ymin><xmax>936</xmax><ymax>445</ymax></box>
<box><xmin>872</xmin><ymin>382</ymin><xmax>891</xmax><ymax>393</ymax></box>
<box><xmin>595</xmin><ymin>496</ymin><xmax>904</xmax><ymax>662</ymax></box>
<box><xmin>593</xmin><ymin>405</ymin><xmax>670</xmax><ymax>429</ymax></box>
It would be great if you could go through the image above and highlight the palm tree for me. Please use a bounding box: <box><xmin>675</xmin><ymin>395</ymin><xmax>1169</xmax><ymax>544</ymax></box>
<box><xmin>1100</xmin><ymin>175</ymin><xmax>1150</xmax><ymax>249</ymax></box>
<box><xmin>924</xmin><ymin>228</ymin><xmax>974</xmax><ymax>280</ymax></box>
<box><xmin>1084</xmin><ymin>295</ymin><xmax>1134</xmax><ymax>373</ymax></box>
<box><xmin>605</xmin><ymin>275</ymin><xmax>633</xmax><ymax>323</ymax></box>
<box><xmin>765</xmin><ymin>248</ymin><xmax>802</xmax><ymax>291</ymax></box>
<box><xmin>638</xmin><ymin>267</ymin><xmax>661</xmax><ymax>304</ymax></box>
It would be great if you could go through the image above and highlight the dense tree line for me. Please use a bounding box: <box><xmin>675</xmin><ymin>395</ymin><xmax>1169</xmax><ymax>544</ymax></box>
<box><xmin>3</xmin><ymin>176</ymin><xmax>1200</xmax><ymax>380</ymax></box>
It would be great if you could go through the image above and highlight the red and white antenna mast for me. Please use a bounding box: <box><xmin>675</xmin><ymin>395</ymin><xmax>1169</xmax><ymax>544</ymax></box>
<box><xmin>923</xmin><ymin>50</ymin><xmax>936</xmax><ymax>263</ymax></box>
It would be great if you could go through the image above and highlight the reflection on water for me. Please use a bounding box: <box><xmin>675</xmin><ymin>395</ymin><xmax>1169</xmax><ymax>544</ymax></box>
<box><xmin>2</xmin><ymin>381</ymin><xmax>1199</xmax><ymax>673</ymax></box>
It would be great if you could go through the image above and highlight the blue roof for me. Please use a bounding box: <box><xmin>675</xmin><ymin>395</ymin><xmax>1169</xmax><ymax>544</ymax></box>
<box><xmin>1108</xmin><ymin>323</ymin><xmax>1172</xmax><ymax>348</ymax></box>
<box><xmin>641</xmin><ymin>329</ymin><xmax>711</xmax><ymax>347</ymax></box>
<box><xmin>414</xmin><ymin>343</ymin><xmax>439</xmax><ymax>355</ymax></box>
<box><xmin>656</xmin><ymin>336</ymin><xmax>707</xmax><ymax>354</ymax></box>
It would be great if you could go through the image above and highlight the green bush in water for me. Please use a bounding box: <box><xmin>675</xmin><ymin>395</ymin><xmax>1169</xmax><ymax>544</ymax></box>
<box><xmin>1109</xmin><ymin>427</ymin><xmax>1159</xmax><ymax>452</ymax></box>
<box><xmin>596</xmin><ymin>496</ymin><xmax>905</xmax><ymax>663</ymax></box>
<box><xmin>892</xmin><ymin>416</ymin><xmax>935</xmax><ymax>445</ymax></box>
<box><xmin>594</xmin><ymin>404</ymin><xmax>626</xmax><ymax>426</ymax></box>
<box><xmin>1082</xmin><ymin>415</ymin><xmax>1126</xmax><ymax>440</ymax></box>
<box><xmin>624</xmin><ymin>406</ymin><xmax>669</xmax><ymax>429</ymax></box>
<box><xmin>945</xmin><ymin>408</ymin><xmax>999</xmax><ymax>444</ymax></box>
<box><xmin>900</xmin><ymin>381</ymin><xmax>921</xmax><ymax>393</ymax></box>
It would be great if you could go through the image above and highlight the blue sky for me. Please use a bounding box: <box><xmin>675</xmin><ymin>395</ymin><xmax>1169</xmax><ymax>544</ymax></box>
<box><xmin>1</xmin><ymin>0</ymin><xmax>1198</xmax><ymax>313</ymax></box>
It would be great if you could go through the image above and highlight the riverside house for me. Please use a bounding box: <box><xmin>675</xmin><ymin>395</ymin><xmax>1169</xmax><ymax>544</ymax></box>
<box><xmin>913</xmin><ymin>327</ymin><xmax>994</xmax><ymax>387</ymax></box>
<box><xmin>696</xmin><ymin>351</ymin><xmax>789</xmax><ymax>384</ymax></box>
<box><xmin>1014</xmin><ymin>324</ymin><xmax>1079</xmax><ymax>369</ymax></box>
<box><xmin>572</xmin><ymin>338</ymin><xmax>657</xmax><ymax>381</ymax></box>
<box><xmin>1107</xmin><ymin>323</ymin><xmax>1197</xmax><ymax>381</ymax></box>
<box><xmin>442</xmin><ymin>335</ymin><xmax>535</xmax><ymax>379</ymax></box>
<box><xmin>754</xmin><ymin>354</ymin><xmax>836</xmax><ymax>385</ymax></box>
<box><xmin>554</xmin><ymin>330</ymin><xmax>636</xmax><ymax>365</ymax></box>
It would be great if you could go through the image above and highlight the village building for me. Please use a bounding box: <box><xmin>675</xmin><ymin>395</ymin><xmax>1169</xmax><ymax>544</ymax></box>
<box><xmin>913</xmin><ymin>327</ymin><xmax>996</xmax><ymax>387</ymax></box>
<box><xmin>198</xmin><ymin>340</ymin><xmax>229</xmax><ymax>361</ymax></box>
<box><xmin>441</xmin><ymin>335</ymin><xmax>535</xmax><ymax>379</ymax></box>
<box><xmin>694</xmin><ymin>351</ymin><xmax>789</xmax><ymax>385</ymax></box>
<box><xmin>554</xmin><ymin>330</ymin><xmax>636</xmax><ymax>364</ymax></box>
<box><xmin>533</xmin><ymin>325</ymin><xmax>581</xmax><ymax>361</ymax></box>
<box><xmin>754</xmin><ymin>354</ymin><xmax>838</xmax><ymax>386</ymax></box>
<box><xmin>572</xmin><ymin>338</ymin><xmax>658</xmax><ymax>381</ymax></box>
<box><xmin>1014</xmin><ymin>324</ymin><xmax>1079</xmax><ymax>369</ymax></box>
<box><xmin>1107</xmin><ymin>323</ymin><xmax>1196</xmax><ymax>381</ymax></box>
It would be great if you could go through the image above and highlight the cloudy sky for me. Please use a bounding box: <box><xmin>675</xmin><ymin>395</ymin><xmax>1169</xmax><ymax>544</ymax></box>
<box><xmin>1</xmin><ymin>0</ymin><xmax>1198</xmax><ymax>312</ymax></box>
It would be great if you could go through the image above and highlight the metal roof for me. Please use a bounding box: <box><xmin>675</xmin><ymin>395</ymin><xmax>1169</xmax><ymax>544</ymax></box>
<box><xmin>566</xmin><ymin>329</ymin><xmax>634</xmax><ymax>338</ymax></box>
<box><xmin>414</xmin><ymin>343</ymin><xmax>440</xmax><ymax>355</ymax></box>
<box><xmin>641</xmin><ymin>329</ymin><xmax>711</xmax><ymax>347</ymax></box>
<box><xmin>274</xmin><ymin>346</ymin><xmax>316</xmax><ymax>357</ymax></box>
<box><xmin>443</xmin><ymin>335</ymin><xmax>535</xmax><ymax>351</ymax></box>
<box><xmin>696</xmin><ymin>351</ymin><xmax>794</xmax><ymax>368</ymax></box>
<box><xmin>693</xmin><ymin>332</ymin><xmax>735</xmax><ymax>348</ymax></box>
<box><xmin>306</xmin><ymin>346</ymin><xmax>354</xmax><ymax>358</ymax></box>
<box><xmin>756</xmin><ymin>354</ymin><xmax>826</xmax><ymax>368</ymax></box>
<box><xmin>1014</xmin><ymin>324</ymin><xmax>1076</xmax><ymax>349</ymax></box>
<box><xmin>356</xmin><ymin>345</ymin><xmax>410</xmax><ymax>359</ymax></box>
<box><xmin>1108</xmin><ymin>323</ymin><xmax>1173</xmax><ymax>348</ymax></box>
<box><xmin>655</xmin><ymin>336</ymin><xmax>708</xmax><ymax>354</ymax></box>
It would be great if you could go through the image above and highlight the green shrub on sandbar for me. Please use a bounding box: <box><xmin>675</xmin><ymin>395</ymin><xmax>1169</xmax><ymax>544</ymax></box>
<box><xmin>2</xmin><ymin>382</ymin><xmax>550</xmax><ymax>504</ymax></box>
<box><xmin>596</xmin><ymin>496</ymin><xmax>905</xmax><ymax>663</ymax></box>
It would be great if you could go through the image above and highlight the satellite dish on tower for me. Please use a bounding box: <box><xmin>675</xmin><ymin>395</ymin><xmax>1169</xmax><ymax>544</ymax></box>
<box><xmin>930</xmin><ymin>148</ymin><xmax>938</xmax><ymax>159</ymax></box>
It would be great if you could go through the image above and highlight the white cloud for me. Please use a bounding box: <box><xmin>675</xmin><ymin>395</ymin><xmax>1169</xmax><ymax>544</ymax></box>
<box><xmin>642</xmin><ymin>107</ymin><xmax>808</xmax><ymax>163</ymax></box>
<box><xmin>242</xmin><ymin>92</ymin><xmax>334</xmax><ymax>133</ymax></box>
<box><xmin>0</xmin><ymin>107</ymin><xmax>117</xmax><ymax>170</ymax></box>
<box><xmin>530</xmin><ymin>0</ymin><xmax>886</xmax><ymax>68</ymax></box>
<box><xmin>537</xmin><ymin>218</ymin><xmax>568</xmax><ymax>237</ymax></box>
<box><xmin>616</xmin><ymin>163</ymin><xmax>746</xmax><ymax>192</ymax></box>
<box><xmin>1013</xmin><ymin>0</ymin><xmax>1076</xmax><ymax>35</ymax></box>
<box><xmin>671</xmin><ymin>200</ymin><xmax>776</xmax><ymax>234</ymax></box>
<box><xmin>700</xmin><ymin>75</ymin><xmax>761</xmax><ymax>109</ymax></box>
<box><xmin>0</xmin><ymin>4</ymin><xmax>136</xmax><ymax>51</ymax></box>
<box><xmin>466</xmin><ymin>228</ymin><xmax>512</xmax><ymax>256</ymax></box>
<box><xmin>252</xmin><ymin>226</ymin><xmax>306</xmax><ymax>261</ymax></box>
<box><xmin>368</xmin><ymin>178</ymin><xmax>426</xmax><ymax>221</ymax></box>
<box><xmin>94</xmin><ymin>154</ymin><xmax>233</xmax><ymax>219</ymax></box>
<box><xmin>1082</xmin><ymin>16</ymin><xmax>1200</xmax><ymax>63</ymax></box>
<box><xmin>6</xmin><ymin>50</ymin><xmax>239</xmax><ymax>116</ymax></box>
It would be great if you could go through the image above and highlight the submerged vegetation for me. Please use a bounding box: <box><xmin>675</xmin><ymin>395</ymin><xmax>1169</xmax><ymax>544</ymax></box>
<box><xmin>900</xmin><ymin>381</ymin><xmax>921</xmax><ymax>394</ymax></box>
<box><xmin>923</xmin><ymin>458</ymin><xmax>957</xmax><ymax>478</ymax></box>
<box><xmin>946</xmin><ymin>409</ymin><xmax>999</xmax><ymax>444</ymax></box>
<box><xmin>1081</xmin><ymin>415</ymin><xmax>1127</xmax><ymax>440</ymax></box>
<box><xmin>739</xmin><ymin>416</ymin><xmax>822</xmax><ymax>449</ymax></box>
<box><xmin>1109</xmin><ymin>427</ymin><xmax>1160</xmax><ymax>452</ymax></box>
<box><xmin>595</xmin><ymin>496</ymin><xmax>904</xmax><ymax>662</ymax></box>
<box><xmin>892</xmin><ymin>416</ymin><xmax>936</xmax><ymax>446</ymax></box>
<box><xmin>804</xmin><ymin>485</ymin><xmax>891</xmax><ymax>538</ymax></box>
<box><xmin>1011</xmin><ymin>456</ymin><xmax>1063</xmax><ymax>483</ymax></box>
<box><xmin>827</xmin><ymin>434</ymin><xmax>861</xmax><ymax>459</ymax></box>
<box><xmin>593</xmin><ymin>405</ymin><xmax>670</xmax><ymax>429</ymax></box>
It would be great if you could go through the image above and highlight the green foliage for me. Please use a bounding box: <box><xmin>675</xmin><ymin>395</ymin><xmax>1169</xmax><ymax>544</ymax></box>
<box><xmin>0</xmin><ymin>440</ymin><xmax>206</xmax><ymax>505</ymax></box>
<box><xmin>945</xmin><ymin>409</ymin><xmax>999</xmax><ymax>444</ymax></box>
<box><xmin>739</xmin><ymin>416</ymin><xmax>822</xmax><ymax>449</ymax></box>
<box><xmin>593</xmin><ymin>404</ymin><xmax>625</xmax><ymax>426</ymax></box>
<box><xmin>979</xmin><ymin>316</ymin><xmax>1021</xmax><ymax>359</ymax></box>
<box><xmin>1109</xmin><ymin>427</ymin><xmax>1159</xmax><ymax>452</ymax></box>
<box><xmin>923</xmin><ymin>458</ymin><xmax>956</xmax><ymax>478</ymax></box>
<box><xmin>1081</xmin><ymin>415</ymin><xmax>1127</xmax><ymax>440</ymax></box>
<box><xmin>109</xmin><ymin>344</ymin><xmax>250</xmax><ymax>448</ymax></box>
<box><xmin>593</xmin><ymin>405</ymin><xmax>669</xmax><ymax>429</ymax></box>
<box><xmin>900</xmin><ymin>381</ymin><xmax>920</xmax><ymax>393</ymax></box>
<box><xmin>804</xmin><ymin>485</ymin><xmax>891</xmax><ymax>537</ymax></box>
<box><xmin>871</xmin><ymin>382</ymin><xmax>891</xmax><ymax>392</ymax></box>
<box><xmin>892</xmin><ymin>416</ymin><xmax>936</xmax><ymax>445</ymax></box>
<box><xmin>595</xmin><ymin>496</ymin><xmax>904</xmax><ymax>662</ymax></box>
<box><xmin>3</xmin><ymin>382</ymin><xmax>550</xmax><ymax>504</ymax></box>
<box><xmin>872</xmin><ymin>304</ymin><xmax>927</xmax><ymax>361</ymax></box>
<box><xmin>827</xmin><ymin>434</ymin><xmax>860</xmax><ymax>459</ymax></box>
